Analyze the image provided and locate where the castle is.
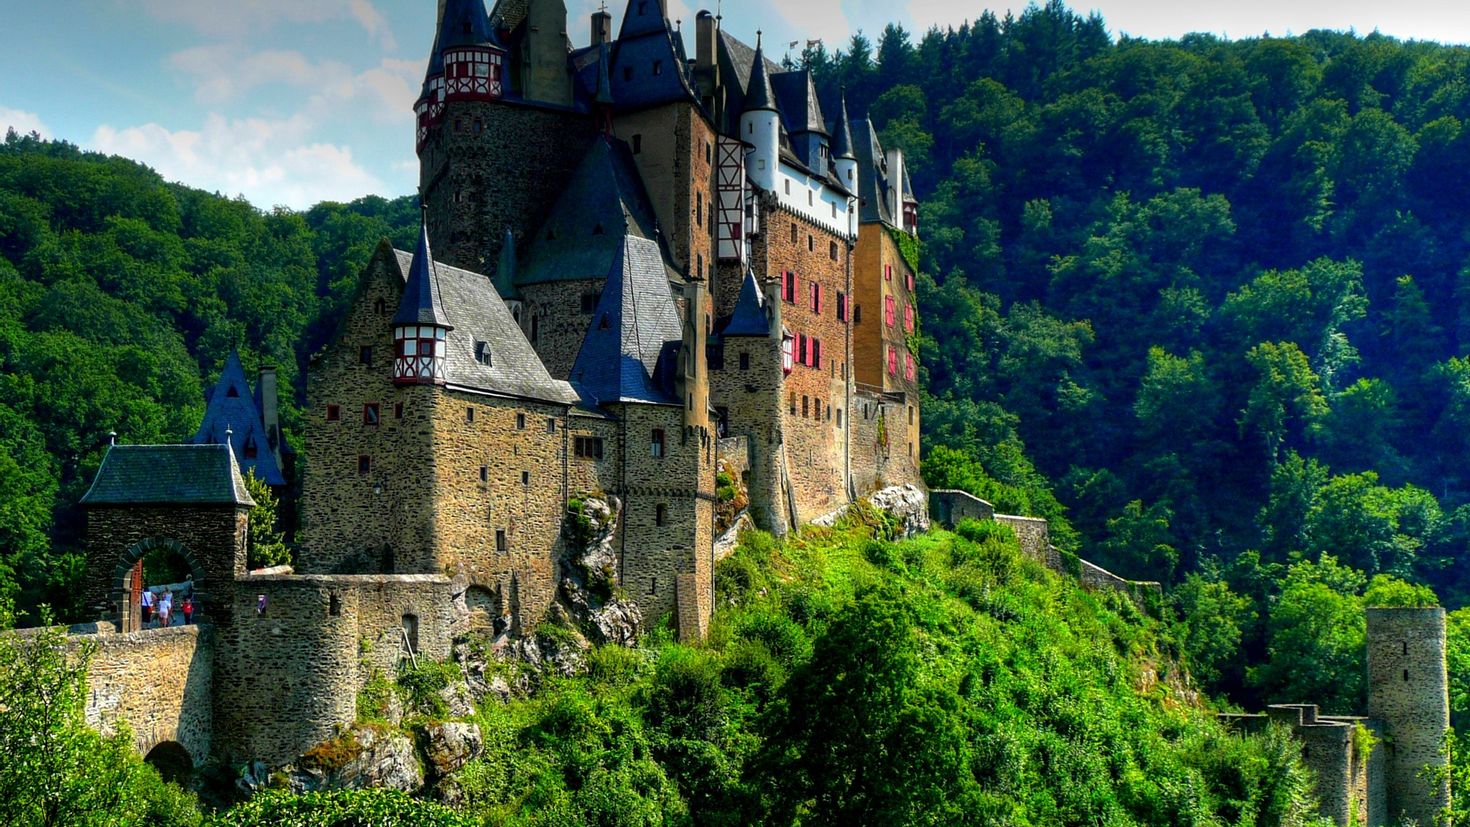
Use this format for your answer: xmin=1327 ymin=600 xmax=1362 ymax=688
xmin=301 ymin=0 xmax=925 ymax=640
xmin=67 ymin=0 xmax=925 ymax=771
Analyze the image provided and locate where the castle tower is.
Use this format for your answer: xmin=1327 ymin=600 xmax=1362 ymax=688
xmin=417 ymin=0 xmax=595 ymax=272
xmin=393 ymin=215 xmax=453 ymax=386
xmin=831 ymin=91 xmax=859 ymax=224
xmin=741 ymin=34 xmax=780 ymax=194
xmin=1367 ymin=606 xmax=1451 ymax=825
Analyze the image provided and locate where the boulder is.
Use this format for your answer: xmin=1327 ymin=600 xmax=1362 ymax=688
xmin=586 ymin=599 xmax=642 ymax=646
xmin=420 ymin=721 xmax=484 ymax=778
xmin=869 ymin=484 xmax=930 ymax=538
xmin=328 ymin=726 xmax=422 ymax=793
xmin=438 ymin=679 xmax=477 ymax=719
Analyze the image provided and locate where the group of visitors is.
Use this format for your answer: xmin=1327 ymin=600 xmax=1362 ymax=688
xmin=139 ymin=577 xmax=195 ymax=628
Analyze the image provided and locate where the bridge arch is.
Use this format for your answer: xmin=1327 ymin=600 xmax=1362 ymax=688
xmin=143 ymin=740 xmax=194 ymax=786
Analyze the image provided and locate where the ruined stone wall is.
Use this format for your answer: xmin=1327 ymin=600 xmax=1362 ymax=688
xmin=929 ymin=490 xmax=996 ymax=526
xmin=710 ymin=333 xmax=787 ymax=534
xmin=80 ymin=625 xmax=213 ymax=766
xmin=521 ymin=278 xmax=608 ymax=381
xmin=994 ymin=514 xmax=1051 ymax=564
xmin=212 ymin=574 xmax=454 ymax=767
xmin=431 ymin=390 xmax=570 ymax=634
xmin=422 ymin=101 xmax=596 ymax=272
xmin=754 ymin=206 xmax=853 ymax=522
xmin=302 ymin=251 xmax=438 ymax=576
xmin=85 ymin=506 xmax=248 ymax=624
xmin=1367 ymin=606 xmax=1451 ymax=825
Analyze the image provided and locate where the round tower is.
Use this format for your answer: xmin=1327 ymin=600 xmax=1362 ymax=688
xmin=1366 ymin=606 xmax=1451 ymax=825
xmin=741 ymin=33 xmax=780 ymax=194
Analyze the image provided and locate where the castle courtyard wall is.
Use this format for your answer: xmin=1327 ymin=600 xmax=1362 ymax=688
xmin=79 ymin=625 xmax=214 ymax=766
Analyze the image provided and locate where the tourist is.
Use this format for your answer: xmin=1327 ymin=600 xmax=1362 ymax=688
xmin=140 ymin=588 xmax=155 ymax=627
xmin=256 ymin=594 xmax=267 ymax=617
xmin=182 ymin=596 xmax=194 ymax=625
xmin=158 ymin=591 xmax=172 ymax=628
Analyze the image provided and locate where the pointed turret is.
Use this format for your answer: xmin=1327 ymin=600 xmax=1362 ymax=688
xmin=744 ymin=34 xmax=778 ymax=113
xmin=415 ymin=0 xmax=504 ymax=153
xmin=831 ymin=89 xmax=856 ymax=161
xmin=190 ymin=349 xmax=287 ymax=486
xmin=742 ymin=33 xmax=781 ymax=192
xmin=393 ymin=211 xmax=454 ymax=385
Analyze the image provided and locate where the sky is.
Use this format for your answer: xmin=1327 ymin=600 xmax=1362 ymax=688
xmin=3 ymin=0 xmax=1470 ymax=210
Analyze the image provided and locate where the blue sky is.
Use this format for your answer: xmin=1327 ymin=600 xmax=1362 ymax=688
xmin=3 ymin=0 xmax=1469 ymax=210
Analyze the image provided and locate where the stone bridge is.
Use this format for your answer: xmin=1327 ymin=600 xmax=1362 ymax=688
xmin=78 ymin=623 xmax=214 ymax=771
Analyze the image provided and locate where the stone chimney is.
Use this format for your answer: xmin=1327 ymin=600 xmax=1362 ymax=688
xmin=259 ymin=366 xmax=281 ymax=464
xmin=591 ymin=7 xmax=612 ymax=46
xmin=696 ymin=10 xmax=717 ymax=71
xmin=885 ymin=147 xmax=906 ymax=222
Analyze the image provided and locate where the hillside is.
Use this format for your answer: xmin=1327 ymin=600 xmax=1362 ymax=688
xmin=4 ymin=509 xmax=1334 ymax=825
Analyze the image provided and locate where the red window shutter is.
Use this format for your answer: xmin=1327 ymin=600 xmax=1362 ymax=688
xmin=885 ymin=296 xmax=896 ymax=327
xmin=888 ymin=348 xmax=898 ymax=376
xmin=905 ymin=303 xmax=914 ymax=332
xmin=885 ymin=264 xmax=892 ymax=281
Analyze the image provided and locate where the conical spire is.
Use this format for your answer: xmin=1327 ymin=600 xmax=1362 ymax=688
xmin=744 ymin=32 xmax=778 ymax=113
xmin=831 ymin=88 xmax=856 ymax=160
xmin=494 ymin=226 xmax=521 ymax=300
xmin=393 ymin=208 xmax=454 ymax=329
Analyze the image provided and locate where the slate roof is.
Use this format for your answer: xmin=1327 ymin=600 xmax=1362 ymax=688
xmin=720 ymin=269 xmax=771 ymax=338
xmin=394 ymin=219 xmax=454 ymax=328
xmin=831 ymin=92 xmax=856 ymax=160
xmin=425 ymin=0 xmax=499 ymax=84
xmin=568 ymin=235 xmax=684 ymax=407
xmin=851 ymin=119 xmax=897 ymax=226
xmin=606 ymin=9 xmax=698 ymax=111
xmin=743 ymin=37 xmax=779 ymax=114
xmin=389 ymin=250 xmax=580 ymax=404
xmin=189 ymin=350 xmax=287 ymax=486
xmin=771 ymin=70 xmax=826 ymax=136
xmin=518 ymin=137 xmax=675 ymax=286
xmin=81 ymin=444 xmax=255 ymax=507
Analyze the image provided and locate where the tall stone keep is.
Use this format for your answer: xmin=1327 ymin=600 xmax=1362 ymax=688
xmin=1366 ymin=606 xmax=1451 ymax=825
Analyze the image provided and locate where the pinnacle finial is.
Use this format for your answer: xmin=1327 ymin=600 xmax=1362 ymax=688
xmin=108 ymin=430 xmax=118 ymax=446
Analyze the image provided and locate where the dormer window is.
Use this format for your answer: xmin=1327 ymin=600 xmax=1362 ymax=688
xmin=599 ymin=314 xmax=610 ymax=330
xmin=243 ymin=437 xmax=258 ymax=459
xmin=474 ymin=341 xmax=492 ymax=366
xmin=226 ymin=385 xmax=239 ymax=398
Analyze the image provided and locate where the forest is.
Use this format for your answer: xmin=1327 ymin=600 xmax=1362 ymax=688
xmin=6 ymin=0 xmax=1470 ymax=821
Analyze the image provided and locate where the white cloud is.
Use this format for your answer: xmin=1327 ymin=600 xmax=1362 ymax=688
xmin=136 ymin=0 xmax=396 ymax=49
xmin=92 ymin=114 xmax=385 ymax=209
xmin=0 ymin=106 xmax=49 ymax=138
xmin=772 ymin=0 xmax=852 ymax=46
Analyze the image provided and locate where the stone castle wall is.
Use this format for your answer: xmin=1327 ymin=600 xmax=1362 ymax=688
xmin=754 ymin=205 xmax=854 ymax=522
xmin=613 ymin=104 xmax=717 ymax=279
xmin=850 ymin=390 xmax=921 ymax=497
xmin=422 ymin=101 xmax=596 ymax=273
xmin=1367 ymin=606 xmax=1451 ymax=825
xmin=302 ymin=250 xmax=439 ymax=575
xmin=212 ymin=574 xmax=454 ymax=766
xmin=710 ymin=332 xmax=787 ymax=534
xmin=522 ymin=278 xmax=609 ymax=381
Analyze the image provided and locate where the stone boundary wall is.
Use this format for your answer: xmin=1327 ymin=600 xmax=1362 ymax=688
xmin=929 ymin=490 xmax=1161 ymax=604
xmin=1220 ymin=704 xmax=1382 ymax=826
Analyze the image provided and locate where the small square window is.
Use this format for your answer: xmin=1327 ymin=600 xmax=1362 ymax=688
xmin=516 ymin=413 xmax=526 ymax=430
xmin=359 ymin=346 xmax=373 ymax=366
xmin=363 ymin=403 xmax=380 ymax=426
xmin=651 ymin=428 xmax=666 ymax=458
xmin=656 ymin=503 xmax=667 ymax=526
xmin=807 ymin=235 xmax=814 ymax=252
xmin=326 ymin=405 xmax=341 ymax=422
xmin=466 ymin=407 xmax=475 ymax=423
xmin=480 ymin=465 xmax=489 ymax=483
xmin=496 ymin=529 xmax=507 ymax=553
xmin=394 ymin=402 xmax=404 ymax=420
xmin=546 ymin=417 xmax=556 ymax=433
xmin=521 ymin=470 xmax=530 ymax=485
xmin=374 ymin=298 xmax=387 ymax=315
xmin=358 ymin=455 xmax=371 ymax=475
xmin=739 ymin=352 xmax=750 ymax=371
xmin=581 ymin=292 xmax=599 ymax=313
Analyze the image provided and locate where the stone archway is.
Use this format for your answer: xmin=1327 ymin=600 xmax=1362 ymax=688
xmin=113 ymin=538 xmax=206 ymax=632
xmin=143 ymin=740 xmax=194 ymax=786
